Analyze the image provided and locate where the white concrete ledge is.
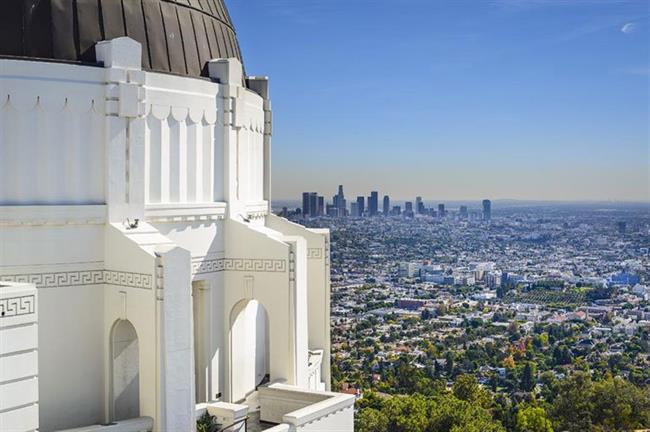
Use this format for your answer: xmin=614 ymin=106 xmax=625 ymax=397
xmin=264 ymin=425 xmax=291 ymax=432
xmin=54 ymin=416 xmax=154 ymax=432
xmin=283 ymin=393 xmax=354 ymax=427
xmin=259 ymin=383 xmax=355 ymax=427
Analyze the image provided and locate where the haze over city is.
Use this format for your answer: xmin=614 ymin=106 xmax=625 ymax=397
xmin=229 ymin=0 xmax=649 ymax=202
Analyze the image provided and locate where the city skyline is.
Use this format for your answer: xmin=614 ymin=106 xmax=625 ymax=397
xmin=294 ymin=185 xmax=494 ymax=219
xmin=229 ymin=0 xmax=649 ymax=202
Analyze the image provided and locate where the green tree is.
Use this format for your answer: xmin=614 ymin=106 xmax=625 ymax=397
xmin=430 ymin=394 xmax=505 ymax=432
xmin=452 ymin=374 xmax=491 ymax=408
xmin=520 ymin=362 xmax=537 ymax=392
xmin=445 ymin=351 xmax=455 ymax=375
xmin=516 ymin=406 xmax=553 ymax=432
xmin=356 ymin=407 xmax=389 ymax=432
xmin=591 ymin=376 xmax=650 ymax=431
xmin=551 ymin=372 xmax=594 ymax=432
xmin=383 ymin=394 xmax=428 ymax=432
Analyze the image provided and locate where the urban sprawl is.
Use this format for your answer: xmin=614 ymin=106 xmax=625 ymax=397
xmin=276 ymin=186 xmax=650 ymax=431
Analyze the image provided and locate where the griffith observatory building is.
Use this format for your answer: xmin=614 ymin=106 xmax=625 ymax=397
xmin=0 ymin=1 xmax=354 ymax=431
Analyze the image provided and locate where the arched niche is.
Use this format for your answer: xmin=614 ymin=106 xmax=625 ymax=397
xmin=110 ymin=319 xmax=140 ymax=421
xmin=229 ymin=299 xmax=269 ymax=403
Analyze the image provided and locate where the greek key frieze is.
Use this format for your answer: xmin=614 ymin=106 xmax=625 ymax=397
xmin=1 ymin=269 xmax=152 ymax=290
xmin=102 ymin=270 xmax=153 ymax=289
xmin=307 ymin=248 xmax=324 ymax=259
xmin=0 ymin=295 xmax=35 ymax=318
xmin=192 ymin=258 xmax=287 ymax=275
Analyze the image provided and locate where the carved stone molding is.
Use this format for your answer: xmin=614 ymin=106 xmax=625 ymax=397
xmin=192 ymin=258 xmax=287 ymax=275
xmin=0 ymin=295 xmax=35 ymax=318
xmin=307 ymin=248 xmax=324 ymax=260
xmin=1 ymin=269 xmax=153 ymax=290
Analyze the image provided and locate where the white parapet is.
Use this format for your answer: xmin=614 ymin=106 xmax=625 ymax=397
xmin=207 ymin=402 xmax=248 ymax=432
xmin=0 ymin=281 xmax=38 ymax=432
xmin=259 ymin=383 xmax=354 ymax=431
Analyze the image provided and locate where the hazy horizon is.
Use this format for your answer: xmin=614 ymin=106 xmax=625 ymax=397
xmin=229 ymin=0 xmax=649 ymax=202
xmin=272 ymin=196 xmax=649 ymax=210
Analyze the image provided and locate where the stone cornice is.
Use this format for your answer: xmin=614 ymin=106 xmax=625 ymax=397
xmin=145 ymin=203 xmax=227 ymax=223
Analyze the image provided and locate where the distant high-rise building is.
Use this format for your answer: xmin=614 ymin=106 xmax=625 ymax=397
xmin=482 ymin=199 xmax=492 ymax=221
xmin=356 ymin=196 xmax=365 ymax=217
xmin=617 ymin=221 xmax=627 ymax=234
xmin=383 ymin=195 xmax=390 ymax=215
xmin=415 ymin=196 xmax=423 ymax=214
xmin=308 ymin=192 xmax=318 ymax=217
xmin=332 ymin=185 xmax=346 ymax=217
xmin=438 ymin=203 xmax=445 ymax=217
xmin=302 ymin=192 xmax=310 ymax=218
xmin=392 ymin=205 xmax=401 ymax=216
xmin=459 ymin=205 xmax=468 ymax=218
xmin=368 ymin=191 xmax=379 ymax=216
xmin=317 ymin=196 xmax=324 ymax=216
xmin=404 ymin=201 xmax=414 ymax=217
xmin=350 ymin=202 xmax=359 ymax=217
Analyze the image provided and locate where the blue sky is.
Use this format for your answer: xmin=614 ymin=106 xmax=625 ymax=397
xmin=227 ymin=0 xmax=649 ymax=202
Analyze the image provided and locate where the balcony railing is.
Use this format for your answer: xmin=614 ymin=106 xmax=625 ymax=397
xmin=258 ymin=383 xmax=354 ymax=431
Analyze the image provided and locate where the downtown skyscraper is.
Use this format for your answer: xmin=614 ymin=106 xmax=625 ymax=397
xmin=383 ymin=195 xmax=390 ymax=215
xmin=483 ymin=199 xmax=492 ymax=221
xmin=368 ymin=191 xmax=379 ymax=216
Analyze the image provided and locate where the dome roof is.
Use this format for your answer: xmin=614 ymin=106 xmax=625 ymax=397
xmin=0 ymin=0 xmax=243 ymax=78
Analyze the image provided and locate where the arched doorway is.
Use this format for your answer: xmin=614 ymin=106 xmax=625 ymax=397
xmin=229 ymin=300 xmax=269 ymax=403
xmin=110 ymin=319 xmax=140 ymax=421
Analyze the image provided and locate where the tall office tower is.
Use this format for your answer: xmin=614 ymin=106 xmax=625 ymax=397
xmin=350 ymin=202 xmax=359 ymax=217
xmin=482 ymin=199 xmax=492 ymax=221
xmin=309 ymin=192 xmax=318 ymax=217
xmin=392 ymin=205 xmax=402 ymax=216
xmin=333 ymin=185 xmax=346 ymax=216
xmin=617 ymin=221 xmax=627 ymax=234
xmin=415 ymin=196 xmax=423 ymax=214
xmin=383 ymin=195 xmax=390 ymax=215
xmin=405 ymin=201 xmax=413 ymax=213
xmin=438 ymin=203 xmax=445 ymax=217
xmin=317 ymin=196 xmax=325 ymax=216
xmin=459 ymin=205 xmax=468 ymax=218
xmin=356 ymin=196 xmax=365 ymax=216
xmin=302 ymin=192 xmax=311 ymax=218
xmin=0 ymin=1 xmax=352 ymax=430
xmin=367 ymin=191 xmax=379 ymax=216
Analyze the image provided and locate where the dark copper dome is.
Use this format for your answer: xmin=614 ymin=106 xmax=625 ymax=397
xmin=0 ymin=0 xmax=243 ymax=78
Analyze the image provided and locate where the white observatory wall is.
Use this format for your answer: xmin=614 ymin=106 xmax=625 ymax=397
xmin=0 ymin=59 xmax=105 ymax=205
xmin=142 ymin=72 xmax=223 ymax=205
xmin=0 ymin=59 xmax=108 ymax=431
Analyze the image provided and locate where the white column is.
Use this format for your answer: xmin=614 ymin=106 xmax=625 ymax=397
xmin=158 ymin=246 xmax=194 ymax=432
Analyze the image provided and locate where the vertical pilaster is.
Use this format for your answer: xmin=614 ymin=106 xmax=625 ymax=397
xmin=247 ymin=77 xmax=272 ymax=211
xmin=208 ymin=58 xmax=244 ymax=219
xmin=96 ymin=37 xmax=146 ymax=224
xmin=158 ymin=246 xmax=194 ymax=432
